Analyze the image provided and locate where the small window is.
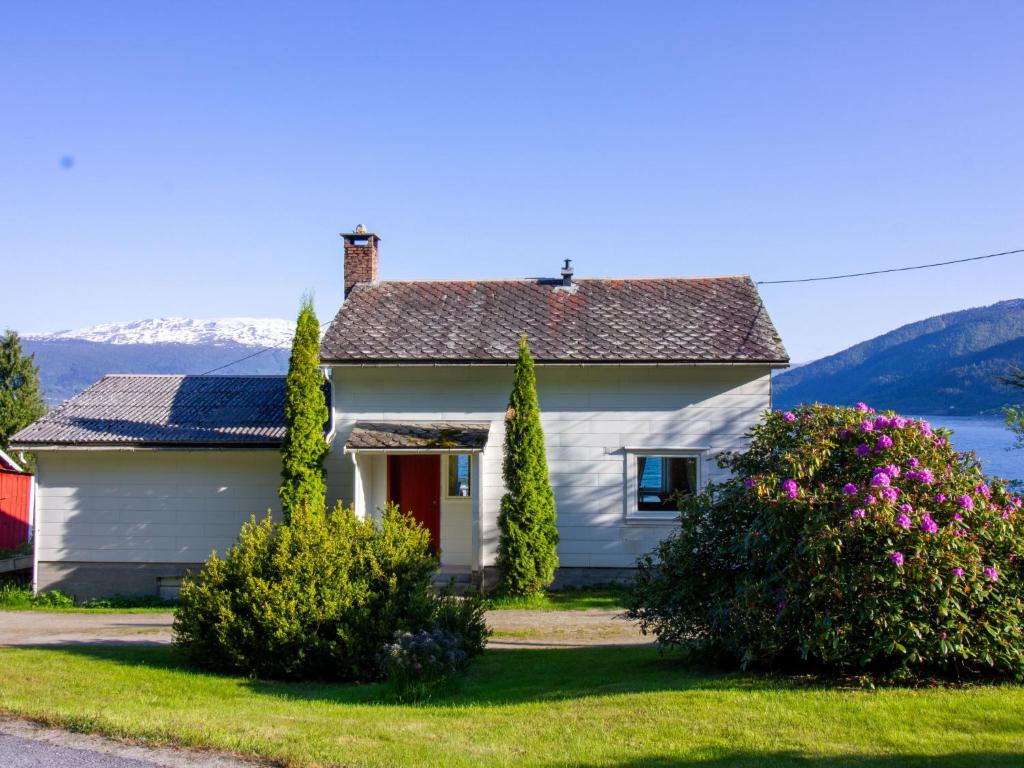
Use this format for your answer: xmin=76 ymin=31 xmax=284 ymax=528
xmin=627 ymin=451 xmax=701 ymax=519
xmin=447 ymin=454 xmax=472 ymax=498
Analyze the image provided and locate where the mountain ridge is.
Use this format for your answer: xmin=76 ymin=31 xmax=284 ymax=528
xmin=773 ymin=298 xmax=1024 ymax=415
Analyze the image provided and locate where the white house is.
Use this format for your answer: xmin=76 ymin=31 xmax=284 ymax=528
xmin=12 ymin=227 xmax=788 ymax=598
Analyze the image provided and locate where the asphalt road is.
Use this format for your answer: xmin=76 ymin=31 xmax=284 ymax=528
xmin=0 ymin=732 xmax=160 ymax=767
xmin=0 ymin=719 xmax=256 ymax=768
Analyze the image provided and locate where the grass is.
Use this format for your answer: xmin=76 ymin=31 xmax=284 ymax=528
xmin=0 ymin=645 xmax=1021 ymax=767
xmin=483 ymin=585 xmax=627 ymax=611
xmin=0 ymin=583 xmax=176 ymax=613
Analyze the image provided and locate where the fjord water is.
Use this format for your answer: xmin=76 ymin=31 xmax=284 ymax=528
xmin=929 ymin=416 xmax=1023 ymax=482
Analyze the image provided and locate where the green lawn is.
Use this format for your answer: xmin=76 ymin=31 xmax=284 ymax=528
xmin=0 ymin=645 xmax=1021 ymax=767
xmin=484 ymin=586 xmax=627 ymax=611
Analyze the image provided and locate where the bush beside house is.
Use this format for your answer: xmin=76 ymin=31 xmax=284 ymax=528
xmin=496 ymin=336 xmax=559 ymax=596
xmin=628 ymin=403 xmax=1024 ymax=680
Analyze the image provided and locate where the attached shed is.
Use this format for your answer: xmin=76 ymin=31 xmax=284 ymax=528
xmin=9 ymin=374 xmax=305 ymax=600
xmin=0 ymin=449 xmax=32 ymax=552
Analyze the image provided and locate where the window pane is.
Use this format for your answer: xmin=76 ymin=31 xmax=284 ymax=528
xmin=637 ymin=455 xmax=696 ymax=511
xmin=448 ymin=455 xmax=471 ymax=497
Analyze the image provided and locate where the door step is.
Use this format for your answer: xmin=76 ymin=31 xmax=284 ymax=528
xmin=432 ymin=571 xmax=473 ymax=594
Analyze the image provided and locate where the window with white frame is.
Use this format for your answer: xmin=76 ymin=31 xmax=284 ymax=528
xmin=625 ymin=450 xmax=701 ymax=519
xmin=446 ymin=454 xmax=472 ymax=498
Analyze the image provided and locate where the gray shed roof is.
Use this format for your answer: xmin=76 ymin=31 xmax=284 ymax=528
xmin=345 ymin=422 xmax=490 ymax=451
xmin=321 ymin=276 xmax=788 ymax=365
xmin=10 ymin=375 xmax=302 ymax=448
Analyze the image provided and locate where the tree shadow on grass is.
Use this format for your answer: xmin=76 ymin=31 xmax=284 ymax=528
xmin=21 ymin=643 xmax=1024 ymax=712
xmin=22 ymin=644 xmax=793 ymax=705
xmin=556 ymin=753 xmax=1024 ymax=768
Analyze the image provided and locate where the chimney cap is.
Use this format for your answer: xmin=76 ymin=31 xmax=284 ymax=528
xmin=560 ymin=258 xmax=574 ymax=287
xmin=340 ymin=225 xmax=380 ymax=242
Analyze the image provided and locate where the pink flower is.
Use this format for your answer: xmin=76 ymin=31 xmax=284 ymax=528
xmin=855 ymin=443 xmax=871 ymax=457
xmin=885 ymin=464 xmax=901 ymax=478
xmin=871 ymin=472 xmax=891 ymax=488
xmin=896 ymin=513 xmax=912 ymax=530
xmin=876 ymin=435 xmax=894 ymax=451
xmin=855 ymin=402 xmax=870 ymax=413
xmin=976 ymin=483 xmax=991 ymax=499
xmin=783 ymin=411 xmax=797 ymax=422
xmin=892 ymin=416 xmax=907 ymax=429
xmin=951 ymin=567 xmax=965 ymax=578
xmin=953 ymin=512 xmax=963 ymax=522
xmin=899 ymin=503 xmax=913 ymax=514
xmin=957 ymin=495 xmax=974 ymax=511
xmin=874 ymin=416 xmax=892 ymax=429
xmin=782 ymin=479 xmax=799 ymax=499
xmin=842 ymin=483 xmax=858 ymax=495
xmin=908 ymin=457 xmax=920 ymax=468
xmin=1002 ymin=511 xmax=1011 ymax=520
xmin=744 ymin=477 xmax=756 ymax=489
xmin=914 ymin=468 xmax=935 ymax=484
xmin=889 ymin=551 xmax=904 ymax=566
xmin=881 ymin=488 xmax=900 ymax=502
xmin=865 ymin=494 xmax=878 ymax=506
xmin=955 ymin=528 xmax=968 ymax=537
xmin=984 ymin=567 xmax=999 ymax=581
xmin=860 ymin=421 xmax=874 ymax=432
xmin=935 ymin=493 xmax=947 ymax=503
xmin=920 ymin=514 xmax=938 ymax=534
xmin=853 ymin=508 xmax=866 ymax=519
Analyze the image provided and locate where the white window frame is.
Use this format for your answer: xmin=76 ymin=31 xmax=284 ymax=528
xmin=624 ymin=448 xmax=706 ymax=522
xmin=445 ymin=453 xmax=473 ymax=499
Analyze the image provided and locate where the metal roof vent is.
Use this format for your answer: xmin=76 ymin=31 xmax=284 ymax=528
xmin=560 ymin=259 xmax=574 ymax=287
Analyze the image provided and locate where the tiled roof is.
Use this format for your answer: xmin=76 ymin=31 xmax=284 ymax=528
xmin=10 ymin=375 xmax=298 ymax=448
xmin=321 ymin=277 xmax=787 ymax=364
xmin=346 ymin=422 xmax=490 ymax=450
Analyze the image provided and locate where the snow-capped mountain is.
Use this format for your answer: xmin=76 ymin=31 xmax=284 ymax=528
xmin=23 ymin=317 xmax=299 ymax=405
xmin=27 ymin=317 xmax=295 ymax=348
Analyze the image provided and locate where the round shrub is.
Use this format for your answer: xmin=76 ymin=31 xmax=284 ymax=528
xmin=627 ymin=403 xmax=1024 ymax=680
xmin=173 ymin=503 xmax=440 ymax=681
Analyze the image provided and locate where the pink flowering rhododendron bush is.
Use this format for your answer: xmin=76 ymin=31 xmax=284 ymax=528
xmin=626 ymin=403 xmax=1024 ymax=679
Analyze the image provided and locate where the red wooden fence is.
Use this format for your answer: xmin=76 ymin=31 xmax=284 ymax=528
xmin=0 ymin=469 xmax=31 ymax=550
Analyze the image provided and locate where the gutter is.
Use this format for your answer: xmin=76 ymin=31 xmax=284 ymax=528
xmin=323 ymin=360 xmax=790 ymax=369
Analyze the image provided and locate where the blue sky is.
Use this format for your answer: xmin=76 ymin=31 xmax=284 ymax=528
xmin=2 ymin=1 xmax=1023 ymax=361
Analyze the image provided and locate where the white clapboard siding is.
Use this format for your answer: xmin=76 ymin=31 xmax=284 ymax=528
xmin=325 ymin=364 xmax=772 ymax=568
xmin=35 ymin=451 xmax=281 ymax=564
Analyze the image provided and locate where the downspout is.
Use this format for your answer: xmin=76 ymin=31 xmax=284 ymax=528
xmin=28 ymin=470 xmax=39 ymax=595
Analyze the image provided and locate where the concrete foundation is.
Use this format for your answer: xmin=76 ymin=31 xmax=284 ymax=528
xmin=35 ymin=561 xmax=201 ymax=602
xmin=476 ymin=566 xmax=636 ymax=592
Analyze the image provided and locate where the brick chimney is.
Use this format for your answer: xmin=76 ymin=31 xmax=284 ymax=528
xmin=341 ymin=224 xmax=380 ymax=298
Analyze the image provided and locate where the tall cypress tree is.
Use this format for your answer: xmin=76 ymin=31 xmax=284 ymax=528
xmin=0 ymin=330 xmax=47 ymax=453
xmin=279 ymin=298 xmax=329 ymax=523
xmin=496 ymin=336 xmax=559 ymax=595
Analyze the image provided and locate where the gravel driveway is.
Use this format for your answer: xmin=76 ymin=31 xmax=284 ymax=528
xmin=0 ymin=609 xmax=648 ymax=649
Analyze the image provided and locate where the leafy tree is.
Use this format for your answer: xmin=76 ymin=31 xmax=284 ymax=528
xmin=279 ymin=298 xmax=329 ymax=523
xmin=0 ymin=330 xmax=47 ymax=452
xmin=495 ymin=336 xmax=559 ymax=595
xmin=1002 ymin=369 xmax=1024 ymax=455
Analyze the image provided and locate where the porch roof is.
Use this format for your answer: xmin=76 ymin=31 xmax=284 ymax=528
xmin=345 ymin=421 xmax=490 ymax=451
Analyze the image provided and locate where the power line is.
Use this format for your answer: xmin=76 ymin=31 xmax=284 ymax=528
xmin=756 ymin=247 xmax=1024 ymax=285
xmin=196 ymin=320 xmax=332 ymax=375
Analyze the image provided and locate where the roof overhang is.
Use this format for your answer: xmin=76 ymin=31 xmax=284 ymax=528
xmin=344 ymin=421 xmax=490 ymax=453
xmin=9 ymin=442 xmax=283 ymax=452
xmin=323 ymin=359 xmax=790 ymax=368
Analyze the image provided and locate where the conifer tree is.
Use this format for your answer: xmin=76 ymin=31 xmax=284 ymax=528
xmin=496 ymin=336 xmax=559 ymax=595
xmin=0 ymin=330 xmax=47 ymax=453
xmin=279 ymin=298 xmax=329 ymax=523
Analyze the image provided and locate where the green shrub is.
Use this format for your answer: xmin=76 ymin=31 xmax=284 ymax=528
xmin=431 ymin=590 xmax=490 ymax=658
xmin=0 ymin=584 xmax=75 ymax=609
xmin=80 ymin=594 xmax=177 ymax=609
xmin=174 ymin=503 xmax=446 ymax=681
xmin=627 ymin=403 xmax=1024 ymax=680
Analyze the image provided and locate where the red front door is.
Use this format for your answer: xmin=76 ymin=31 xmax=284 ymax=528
xmin=387 ymin=454 xmax=441 ymax=553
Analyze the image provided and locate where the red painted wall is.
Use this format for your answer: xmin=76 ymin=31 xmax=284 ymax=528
xmin=0 ymin=470 xmax=31 ymax=550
